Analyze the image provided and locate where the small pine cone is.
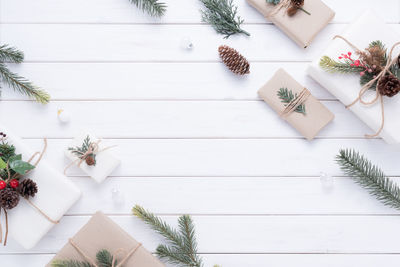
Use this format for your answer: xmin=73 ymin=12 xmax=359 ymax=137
xmin=291 ymin=0 xmax=304 ymax=7
xmin=287 ymin=6 xmax=298 ymax=16
xmin=377 ymin=74 xmax=400 ymax=97
xmin=0 ymin=187 xmax=20 ymax=210
xmin=218 ymin=45 xmax=250 ymax=75
xmin=85 ymin=155 xmax=96 ymax=166
xmin=17 ymin=179 xmax=38 ymax=198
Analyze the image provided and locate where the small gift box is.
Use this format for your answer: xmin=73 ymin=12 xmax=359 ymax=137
xmin=64 ymin=132 xmax=120 ymax=183
xmin=47 ymin=211 xmax=165 ymax=267
xmin=1 ymin=125 xmax=81 ymax=249
xmin=307 ymin=10 xmax=400 ymax=144
xmin=258 ymin=68 xmax=334 ymax=140
xmin=246 ymin=0 xmax=335 ymax=48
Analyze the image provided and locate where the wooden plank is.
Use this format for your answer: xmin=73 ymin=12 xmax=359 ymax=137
xmin=0 ymin=24 xmax=346 ymax=62
xmin=67 ymin=177 xmax=400 ymax=215
xmin=3 ymin=215 xmax=400 ymax=253
xmin=3 ymin=62 xmax=336 ymax=100
xmin=1 ymin=0 xmax=399 ymax=24
xmin=17 ymin=138 xmax=400 ymax=177
xmin=0 ymin=100 xmax=371 ymax=138
xmin=3 ymin=253 xmax=400 ymax=267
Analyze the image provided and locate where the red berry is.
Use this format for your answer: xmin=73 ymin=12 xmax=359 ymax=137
xmin=0 ymin=181 xmax=6 ymax=190
xmin=9 ymin=179 xmax=19 ymax=189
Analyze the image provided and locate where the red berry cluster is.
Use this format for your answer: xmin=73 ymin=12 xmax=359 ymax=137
xmin=0 ymin=179 xmax=19 ymax=190
xmin=338 ymin=51 xmax=376 ymax=77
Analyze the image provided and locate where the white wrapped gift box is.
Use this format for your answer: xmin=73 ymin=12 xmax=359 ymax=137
xmin=65 ymin=131 xmax=120 ymax=183
xmin=2 ymin=125 xmax=81 ymax=249
xmin=307 ymin=10 xmax=400 ymax=144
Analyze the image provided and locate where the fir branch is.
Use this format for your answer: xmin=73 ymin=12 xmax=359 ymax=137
xmin=266 ymin=0 xmax=280 ymax=4
xmin=129 ymin=0 xmax=167 ymax=17
xmin=51 ymin=260 xmax=94 ymax=267
xmin=319 ymin=56 xmax=364 ymax=74
xmin=0 ymin=63 xmax=50 ymax=104
xmin=336 ymin=149 xmax=400 ymax=210
xmin=200 ymin=0 xmax=250 ymax=39
xmin=97 ymin=249 xmax=114 ymax=267
xmin=0 ymin=45 xmax=24 ymax=63
xmin=132 ymin=205 xmax=208 ymax=267
xmin=68 ymin=136 xmax=97 ymax=164
xmin=277 ymin=87 xmax=306 ymax=115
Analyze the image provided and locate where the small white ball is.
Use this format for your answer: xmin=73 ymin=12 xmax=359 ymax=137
xmin=57 ymin=108 xmax=71 ymax=123
xmin=111 ymin=187 xmax=125 ymax=206
xmin=320 ymin=171 xmax=334 ymax=193
xmin=180 ymin=36 xmax=193 ymax=50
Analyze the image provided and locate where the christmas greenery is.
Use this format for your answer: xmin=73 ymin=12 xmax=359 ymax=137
xmin=199 ymin=0 xmax=250 ymax=39
xmin=68 ymin=135 xmax=96 ymax=165
xmin=0 ymin=45 xmax=50 ymax=104
xmin=266 ymin=0 xmax=280 ymax=4
xmin=336 ymin=149 xmax=400 ymax=210
xmin=129 ymin=0 xmax=167 ymax=17
xmin=51 ymin=249 xmax=115 ymax=267
xmin=133 ymin=205 xmax=219 ymax=267
xmin=277 ymin=87 xmax=306 ymax=115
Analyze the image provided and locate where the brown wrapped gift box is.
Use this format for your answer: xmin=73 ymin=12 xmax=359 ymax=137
xmin=258 ymin=68 xmax=334 ymax=140
xmin=246 ymin=0 xmax=335 ymax=48
xmin=46 ymin=211 xmax=165 ymax=267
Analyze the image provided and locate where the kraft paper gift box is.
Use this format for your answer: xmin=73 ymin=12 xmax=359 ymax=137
xmin=258 ymin=68 xmax=334 ymax=140
xmin=307 ymin=10 xmax=400 ymax=144
xmin=246 ymin=0 xmax=335 ymax=48
xmin=65 ymin=131 xmax=120 ymax=183
xmin=1 ymin=125 xmax=81 ymax=249
xmin=46 ymin=211 xmax=165 ymax=267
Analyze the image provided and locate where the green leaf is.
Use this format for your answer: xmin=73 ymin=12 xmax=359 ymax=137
xmin=9 ymin=154 xmax=22 ymax=162
xmin=0 ymin=158 xmax=7 ymax=169
xmin=10 ymin=159 xmax=35 ymax=174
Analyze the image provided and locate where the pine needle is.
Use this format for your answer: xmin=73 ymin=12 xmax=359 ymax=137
xmin=51 ymin=260 xmax=94 ymax=267
xmin=277 ymin=87 xmax=306 ymax=115
xmin=0 ymin=63 xmax=50 ymax=104
xmin=132 ymin=205 xmax=204 ymax=267
xmin=336 ymin=149 xmax=400 ymax=210
xmin=129 ymin=0 xmax=167 ymax=17
xmin=319 ymin=56 xmax=364 ymax=74
xmin=96 ymin=249 xmax=114 ymax=267
xmin=0 ymin=45 xmax=24 ymax=63
xmin=200 ymin=0 xmax=250 ymax=39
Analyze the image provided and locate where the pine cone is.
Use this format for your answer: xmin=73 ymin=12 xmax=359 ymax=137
xmin=377 ymin=74 xmax=400 ymax=97
xmin=218 ymin=45 xmax=250 ymax=75
xmin=291 ymin=0 xmax=304 ymax=7
xmin=0 ymin=187 xmax=20 ymax=210
xmin=17 ymin=179 xmax=38 ymax=198
xmin=85 ymin=155 xmax=96 ymax=166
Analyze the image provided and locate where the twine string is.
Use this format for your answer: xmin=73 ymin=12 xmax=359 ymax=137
xmin=267 ymin=0 xmax=291 ymax=18
xmin=69 ymin=238 xmax=142 ymax=267
xmin=333 ymin=35 xmax=400 ymax=138
xmin=279 ymin=88 xmax=311 ymax=119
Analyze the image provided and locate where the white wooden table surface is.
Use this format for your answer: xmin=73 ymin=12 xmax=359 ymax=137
xmin=1 ymin=0 xmax=400 ymax=266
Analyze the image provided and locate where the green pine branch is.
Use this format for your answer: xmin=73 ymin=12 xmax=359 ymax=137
xmin=51 ymin=249 xmax=114 ymax=267
xmin=51 ymin=260 xmax=94 ymax=267
xmin=336 ymin=149 xmax=400 ymax=210
xmin=319 ymin=56 xmax=364 ymax=74
xmin=132 ymin=205 xmax=207 ymax=267
xmin=266 ymin=0 xmax=280 ymax=4
xmin=97 ymin=250 xmax=114 ymax=267
xmin=0 ymin=44 xmax=24 ymax=63
xmin=0 ymin=63 xmax=50 ymax=104
xmin=129 ymin=0 xmax=167 ymax=17
xmin=200 ymin=0 xmax=250 ymax=39
xmin=277 ymin=87 xmax=306 ymax=115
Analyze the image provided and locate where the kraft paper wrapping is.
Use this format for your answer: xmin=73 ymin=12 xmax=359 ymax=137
xmin=47 ymin=212 xmax=165 ymax=267
xmin=65 ymin=131 xmax=120 ymax=183
xmin=258 ymin=68 xmax=334 ymax=140
xmin=1 ymin=124 xmax=81 ymax=249
xmin=246 ymin=0 xmax=334 ymax=48
xmin=307 ymin=10 xmax=400 ymax=144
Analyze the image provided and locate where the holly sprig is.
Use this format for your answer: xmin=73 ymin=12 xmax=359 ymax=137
xmin=277 ymin=87 xmax=306 ymax=115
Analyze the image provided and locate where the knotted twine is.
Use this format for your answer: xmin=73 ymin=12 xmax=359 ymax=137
xmin=0 ymin=138 xmax=59 ymax=246
xmin=69 ymin=238 xmax=142 ymax=267
xmin=267 ymin=0 xmax=291 ymax=19
xmin=333 ymin=35 xmax=400 ymax=138
xmin=279 ymin=88 xmax=310 ymax=119
xmin=64 ymin=139 xmax=116 ymax=175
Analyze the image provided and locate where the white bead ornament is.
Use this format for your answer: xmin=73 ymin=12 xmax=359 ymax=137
xmin=320 ymin=172 xmax=334 ymax=193
xmin=111 ymin=187 xmax=125 ymax=206
xmin=180 ymin=36 xmax=193 ymax=50
xmin=57 ymin=108 xmax=71 ymax=123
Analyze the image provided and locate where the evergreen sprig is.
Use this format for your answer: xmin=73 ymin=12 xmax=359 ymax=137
xmin=277 ymin=87 xmax=306 ymax=115
xmin=132 ymin=205 xmax=208 ymax=267
xmin=200 ymin=0 xmax=250 ymax=39
xmin=266 ymin=0 xmax=281 ymax=4
xmin=129 ymin=0 xmax=167 ymax=17
xmin=336 ymin=149 xmax=400 ymax=210
xmin=319 ymin=56 xmax=364 ymax=74
xmin=0 ymin=45 xmax=50 ymax=104
xmin=68 ymin=135 xmax=97 ymax=164
xmin=51 ymin=249 xmax=113 ymax=267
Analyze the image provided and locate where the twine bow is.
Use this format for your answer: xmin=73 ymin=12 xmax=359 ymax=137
xmin=69 ymin=238 xmax=142 ymax=267
xmin=267 ymin=0 xmax=291 ymax=18
xmin=279 ymin=88 xmax=310 ymax=119
xmin=334 ymin=35 xmax=400 ymax=138
xmin=267 ymin=0 xmax=310 ymax=18
xmin=0 ymin=138 xmax=58 ymax=246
